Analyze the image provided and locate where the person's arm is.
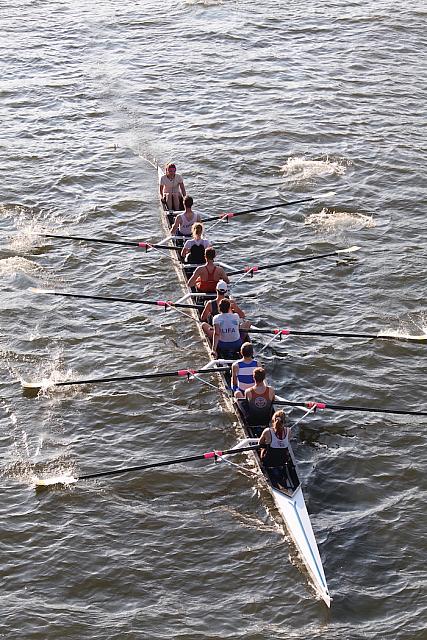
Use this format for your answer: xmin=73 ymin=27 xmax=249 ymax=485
xmin=179 ymin=178 xmax=186 ymax=198
xmin=230 ymin=298 xmax=245 ymax=318
xmin=218 ymin=267 xmax=230 ymax=284
xmin=231 ymin=362 xmax=238 ymax=388
xmin=269 ymin=387 xmax=275 ymax=402
xmin=187 ymin=265 xmax=202 ymax=288
xmin=181 ymin=239 xmax=190 ymax=260
xmin=159 ymin=178 xmax=164 ymax=198
xmin=170 ymin=213 xmax=181 ymax=235
xmin=200 ymin=300 xmax=212 ymax=323
xmin=212 ymin=319 xmax=220 ymax=355
xmin=258 ymin=428 xmax=271 ymax=459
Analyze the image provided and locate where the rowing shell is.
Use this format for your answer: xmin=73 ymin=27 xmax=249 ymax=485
xmin=156 ymin=165 xmax=331 ymax=607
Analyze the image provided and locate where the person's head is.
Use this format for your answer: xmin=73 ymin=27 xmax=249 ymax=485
xmin=219 ymin=298 xmax=231 ymax=313
xmin=192 ymin=222 xmax=204 ymax=239
xmin=272 ymin=410 xmax=288 ymax=430
xmin=253 ymin=367 xmax=266 ymax=384
xmin=216 ymin=279 xmax=228 ymax=295
xmin=205 ymin=247 xmax=216 ymax=262
xmin=184 ymin=195 xmax=193 ymax=209
xmin=165 ymin=162 xmax=176 ymax=177
xmin=241 ymin=342 xmax=254 ymax=359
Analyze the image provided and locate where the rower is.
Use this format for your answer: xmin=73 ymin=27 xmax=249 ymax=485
xmin=171 ymin=195 xmax=201 ymax=240
xmin=212 ymin=298 xmax=243 ymax=359
xmin=159 ymin=162 xmax=186 ymax=211
xmin=187 ymin=247 xmax=229 ymax=294
xmin=201 ymin=279 xmax=245 ymax=340
xmin=231 ymin=342 xmax=260 ymax=398
xmin=243 ymin=367 xmax=275 ymax=427
xmin=181 ymin=222 xmax=210 ymax=265
xmin=258 ymin=410 xmax=299 ymax=491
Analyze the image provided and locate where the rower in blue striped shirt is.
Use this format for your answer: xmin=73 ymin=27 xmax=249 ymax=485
xmin=231 ymin=342 xmax=260 ymax=398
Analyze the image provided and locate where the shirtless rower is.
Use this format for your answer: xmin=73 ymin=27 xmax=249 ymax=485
xmin=171 ymin=195 xmax=201 ymax=239
xmin=243 ymin=367 xmax=275 ymax=427
xmin=187 ymin=247 xmax=229 ymax=294
xmin=231 ymin=342 xmax=260 ymax=398
xmin=159 ymin=163 xmax=186 ymax=211
xmin=201 ymin=279 xmax=245 ymax=339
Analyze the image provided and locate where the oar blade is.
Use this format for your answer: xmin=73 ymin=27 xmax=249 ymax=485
xmin=337 ymin=245 xmax=361 ymax=254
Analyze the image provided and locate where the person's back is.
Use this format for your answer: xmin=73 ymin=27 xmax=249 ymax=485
xmin=244 ymin=367 xmax=275 ymax=426
xmin=187 ymin=247 xmax=229 ymax=294
xmin=171 ymin=195 xmax=201 ymax=238
xmin=231 ymin=342 xmax=259 ymax=398
xmin=181 ymin=222 xmax=210 ymax=264
xmin=212 ymin=297 xmax=242 ymax=357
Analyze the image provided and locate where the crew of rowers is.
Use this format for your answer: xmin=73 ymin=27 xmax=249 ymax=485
xmin=161 ymin=163 xmax=298 ymax=492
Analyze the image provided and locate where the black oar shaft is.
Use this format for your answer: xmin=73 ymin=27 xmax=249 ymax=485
xmin=275 ymin=399 xmax=427 ymax=417
xmin=34 ymin=290 xmax=202 ymax=310
xmin=202 ymin=196 xmax=315 ymax=222
xmin=47 ymin=367 xmax=230 ymax=388
xmin=38 ymin=233 xmax=181 ymax=251
xmin=78 ymin=444 xmax=260 ymax=481
xmin=228 ymin=250 xmax=340 ymax=276
xmin=249 ymin=328 xmax=409 ymax=341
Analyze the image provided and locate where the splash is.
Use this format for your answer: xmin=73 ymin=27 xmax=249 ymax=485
xmin=281 ymin=156 xmax=348 ymax=182
xmin=378 ymin=312 xmax=427 ymax=342
xmin=305 ymin=208 xmax=376 ymax=233
xmin=0 ymin=256 xmax=42 ymax=276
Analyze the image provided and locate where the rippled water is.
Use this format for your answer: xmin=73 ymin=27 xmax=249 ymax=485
xmin=1 ymin=1 xmax=426 ymax=638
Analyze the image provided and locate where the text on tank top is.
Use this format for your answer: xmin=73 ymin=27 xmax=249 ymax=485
xmin=177 ymin=211 xmax=199 ymax=236
xmin=213 ymin=312 xmax=240 ymax=343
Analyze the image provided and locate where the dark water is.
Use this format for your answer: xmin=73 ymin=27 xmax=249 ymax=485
xmin=1 ymin=1 xmax=426 ymax=638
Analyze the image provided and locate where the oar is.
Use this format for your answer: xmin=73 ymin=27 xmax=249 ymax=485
xmin=30 ymin=288 xmax=203 ymax=310
xmin=201 ymin=192 xmax=335 ymax=223
xmin=249 ymin=327 xmax=427 ymax=344
xmin=22 ymin=366 xmax=231 ymax=391
xmin=31 ymin=233 xmax=181 ymax=251
xmin=228 ymin=246 xmax=360 ymax=276
xmin=274 ymin=398 xmax=427 ymax=417
xmin=36 ymin=444 xmax=261 ymax=486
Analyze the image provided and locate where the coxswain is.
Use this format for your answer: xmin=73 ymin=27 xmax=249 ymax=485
xmin=171 ymin=195 xmax=201 ymax=238
xmin=201 ymin=279 xmax=245 ymax=339
xmin=231 ymin=342 xmax=260 ymax=398
xmin=258 ymin=410 xmax=299 ymax=491
xmin=187 ymin=247 xmax=229 ymax=294
xmin=159 ymin=163 xmax=186 ymax=211
xmin=181 ymin=222 xmax=210 ymax=264
xmin=244 ymin=367 xmax=275 ymax=426
xmin=212 ymin=298 xmax=243 ymax=358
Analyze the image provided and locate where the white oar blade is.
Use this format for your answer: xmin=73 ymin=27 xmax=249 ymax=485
xmin=29 ymin=287 xmax=54 ymax=294
xmin=34 ymin=473 xmax=77 ymax=488
xmin=21 ymin=381 xmax=42 ymax=390
xmin=314 ymin=191 xmax=336 ymax=200
xmin=337 ymin=245 xmax=361 ymax=254
xmin=377 ymin=331 xmax=427 ymax=342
